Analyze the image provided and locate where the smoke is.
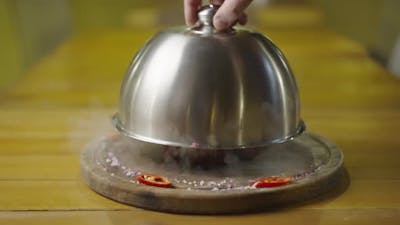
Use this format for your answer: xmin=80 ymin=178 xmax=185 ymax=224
xmin=85 ymin=132 xmax=324 ymax=190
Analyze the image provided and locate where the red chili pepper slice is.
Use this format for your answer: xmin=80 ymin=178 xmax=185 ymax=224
xmin=251 ymin=176 xmax=293 ymax=188
xmin=136 ymin=174 xmax=173 ymax=188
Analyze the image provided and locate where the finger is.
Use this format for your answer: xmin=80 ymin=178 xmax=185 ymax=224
xmin=184 ymin=0 xmax=202 ymax=26
xmin=238 ymin=13 xmax=248 ymax=25
xmin=213 ymin=0 xmax=252 ymax=31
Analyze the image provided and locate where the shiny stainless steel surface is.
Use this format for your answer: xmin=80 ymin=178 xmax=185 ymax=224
xmin=114 ymin=5 xmax=305 ymax=149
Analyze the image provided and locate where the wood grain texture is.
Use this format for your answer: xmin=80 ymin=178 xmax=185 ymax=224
xmin=0 ymin=3 xmax=399 ymax=224
xmin=0 ymin=209 xmax=400 ymax=225
xmin=0 ymin=179 xmax=399 ymax=211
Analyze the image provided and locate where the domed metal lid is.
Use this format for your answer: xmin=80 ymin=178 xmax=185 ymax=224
xmin=113 ymin=5 xmax=305 ymax=149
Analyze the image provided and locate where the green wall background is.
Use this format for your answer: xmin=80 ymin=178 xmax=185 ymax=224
xmin=0 ymin=0 xmax=22 ymax=91
xmin=308 ymin=0 xmax=400 ymax=61
xmin=1 ymin=0 xmax=399 ymax=91
xmin=0 ymin=0 xmax=72 ymax=91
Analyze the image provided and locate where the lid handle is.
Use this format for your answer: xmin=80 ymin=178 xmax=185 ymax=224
xmin=198 ymin=4 xmax=218 ymax=27
xmin=191 ymin=4 xmax=234 ymax=35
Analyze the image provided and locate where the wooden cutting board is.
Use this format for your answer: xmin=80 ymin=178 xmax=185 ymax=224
xmin=81 ymin=133 xmax=346 ymax=214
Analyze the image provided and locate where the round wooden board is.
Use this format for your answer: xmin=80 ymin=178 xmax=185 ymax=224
xmin=81 ymin=133 xmax=345 ymax=214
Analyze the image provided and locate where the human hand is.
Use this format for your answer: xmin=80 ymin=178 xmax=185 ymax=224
xmin=184 ymin=0 xmax=253 ymax=31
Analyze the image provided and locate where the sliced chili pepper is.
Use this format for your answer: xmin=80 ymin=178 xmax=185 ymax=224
xmin=136 ymin=174 xmax=173 ymax=188
xmin=251 ymin=176 xmax=293 ymax=188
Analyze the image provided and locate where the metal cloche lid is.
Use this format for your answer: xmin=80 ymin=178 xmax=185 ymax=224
xmin=113 ymin=5 xmax=305 ymax=149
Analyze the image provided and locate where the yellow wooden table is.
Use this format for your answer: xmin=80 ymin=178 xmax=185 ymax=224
xmin=1 ymin=5 xmax=400 ymax=224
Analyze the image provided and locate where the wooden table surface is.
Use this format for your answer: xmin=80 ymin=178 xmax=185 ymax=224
xmin=1 ymin=5 xmax=400 ymax=225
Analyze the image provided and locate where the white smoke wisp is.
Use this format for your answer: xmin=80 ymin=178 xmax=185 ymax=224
xmin=85 ymin=132 xmax=324 ymax=191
